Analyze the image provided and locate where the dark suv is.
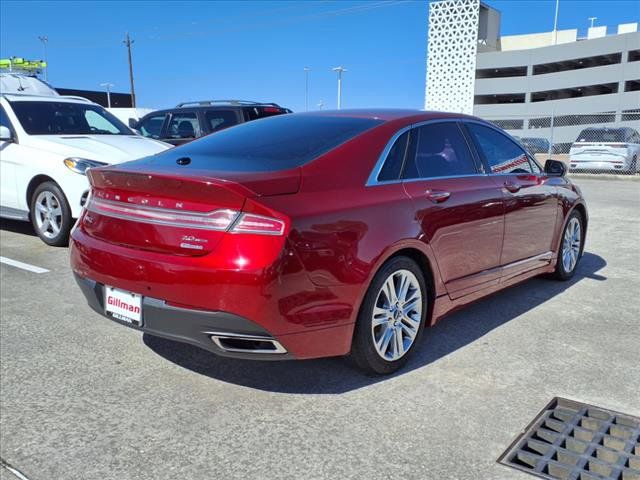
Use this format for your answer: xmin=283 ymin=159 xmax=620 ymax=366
xmin=131 ymin=100 xmax=292 ymax=146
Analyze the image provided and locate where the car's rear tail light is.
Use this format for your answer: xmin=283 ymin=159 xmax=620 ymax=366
xmin=230 ymin=213 xmax=285 ymax=235
xmin=86 ymin=196 xmax=239 ymax=231
xmin=263 ymin=107 xmax=282 ymax=113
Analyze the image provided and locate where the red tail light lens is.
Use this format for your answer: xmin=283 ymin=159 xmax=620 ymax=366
xmin=85 ymin=196 xmax=285 ymax=235
xmin=86 ymin=196 xmax=239 ymax=231
xmin=230 ymin=213 xmax=285 ymax=235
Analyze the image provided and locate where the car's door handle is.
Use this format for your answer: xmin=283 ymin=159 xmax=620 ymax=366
xmin=425 ymin=189 xmax=451 ymax=203
xmin=503 ymin=181 xmax=521 ymax=193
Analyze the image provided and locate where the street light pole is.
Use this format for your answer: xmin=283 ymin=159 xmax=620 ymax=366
xmin=552 ymin=0 xmax=559 ymax=45
xmin=303 ymin=67 xmax=311 ymax=112
xmin=38 ymin=35 xmax=48 ymax=80
xmin=100 ymin=82 xmax=114 ymax=108
xmin=332 ymin=66 xmax=347 ymax=110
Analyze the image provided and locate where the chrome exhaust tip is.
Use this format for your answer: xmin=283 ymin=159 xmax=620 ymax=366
xmin=209 ymin=332 xmax=287 ymax=354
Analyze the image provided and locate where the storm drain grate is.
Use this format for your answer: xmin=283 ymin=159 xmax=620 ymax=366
xmin=498 ymin=397 xmax=640 ymax=480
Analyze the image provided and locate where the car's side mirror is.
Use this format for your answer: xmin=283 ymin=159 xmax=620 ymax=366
xmin=544 ymin=159 xmax=566 ymax=177
xmin=0 ymin=125 xmax=13 ymax=142
xmin=128 ymin=118 xmax=139 ymax=129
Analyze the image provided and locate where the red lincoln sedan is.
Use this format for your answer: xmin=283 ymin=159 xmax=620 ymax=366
xmin=70 ymin=110 xmax=587 ymax=374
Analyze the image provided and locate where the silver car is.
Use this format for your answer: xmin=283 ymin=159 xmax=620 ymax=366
xmin=569 ymin=127 xmax=640 ymax=173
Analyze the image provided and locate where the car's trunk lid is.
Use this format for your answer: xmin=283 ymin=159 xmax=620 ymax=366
xmin=82 ymin=165 xmax=299 ymax=255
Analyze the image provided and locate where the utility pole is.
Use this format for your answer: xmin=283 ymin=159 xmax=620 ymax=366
xmin=552 ymin=0 xmax=559 ymax=45
xmin=38 ymin=35 xmax=48 ymax=81
xmin=123 ymin=33 xmax=136 ymax=108
xmin=332 ymin=66 xmax=347 ymax=110
xmin=303 ymin=67 xmax=311 ymax=112
xmin=100 ymin=82 xmax=114 ymax=108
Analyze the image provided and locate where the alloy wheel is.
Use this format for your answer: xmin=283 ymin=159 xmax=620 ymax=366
xmin=371 ymin=269 xmax=423 ymax=361
xmin=562 ymin=217 xmax=581 ymax=273
xmin=34 ymin=191 xmax=63 ymax=239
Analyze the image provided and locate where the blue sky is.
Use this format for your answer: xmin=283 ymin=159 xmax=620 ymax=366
xmin=1 ymin=0 xmax=638 ymax=111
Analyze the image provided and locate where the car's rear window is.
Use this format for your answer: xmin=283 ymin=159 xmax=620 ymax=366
xmin=176 ymin=114 xmax=384 ymax=171
xmin=576 ymin=129 xmax=625 ymax=142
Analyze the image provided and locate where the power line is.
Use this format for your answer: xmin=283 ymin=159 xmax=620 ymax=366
xmin=146 ymin=1 xmax=410 ymax=43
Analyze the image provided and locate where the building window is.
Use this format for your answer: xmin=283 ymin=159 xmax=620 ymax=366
xmin=629 ymin=50 xmax=640 ymax=62
xmin=531 ymin=82 xmax=619 ymax=102
xmin=625 ymin=79 xmax=640 ymax=92
xmin=622 ymin=109 xmax=640 ymax=121
xmin=476 ymin=66 xmax=527 ymax=79
xmin=557 ymin=113 xmax=616 ymax=126
xmin=529 ymin=117 xmax=551 ymax=129
xmin=532 ymin=52 xmax=622 ymax=75
xmin=489 ymin=119 xmax=524 ymax=130
xmin=474 ymin=93 xmax=526 ymax=104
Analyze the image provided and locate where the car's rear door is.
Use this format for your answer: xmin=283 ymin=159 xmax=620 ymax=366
xmin=464 ymin=122 xmax=558 ymax=278
xmin=401 ymin=121 xmax=505 ymax=298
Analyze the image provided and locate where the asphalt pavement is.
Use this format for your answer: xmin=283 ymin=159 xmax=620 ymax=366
xmin=1 ymin=177 xmax=638 ymax=480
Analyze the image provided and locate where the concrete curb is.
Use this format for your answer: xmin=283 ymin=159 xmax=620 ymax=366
xmin=569 ymin=173 xmax=640 ymax=181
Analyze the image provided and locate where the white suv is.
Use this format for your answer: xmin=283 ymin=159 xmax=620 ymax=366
xmin=569 ymin=127 xmax=640 ymax=174
xmin=0 ymin=94 xmax=171 ymax=245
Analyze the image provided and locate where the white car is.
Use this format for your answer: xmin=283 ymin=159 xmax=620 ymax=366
xmin=0 ymin=94 xmax=171 ymax=245
xmin=569 ymin=127 xmax=640 ymax=174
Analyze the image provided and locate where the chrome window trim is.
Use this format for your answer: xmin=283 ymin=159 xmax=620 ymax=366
xmin=365 ymin=118 xmax=485 ymax=187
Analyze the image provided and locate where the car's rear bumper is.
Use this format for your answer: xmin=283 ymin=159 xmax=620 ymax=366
xmin=569 ymin=156 xmax=632 ymax=171
xmin=74 ymin=273 xmax=295 ymax=360
xmin=70 ymin=227 xmax=356 ymax=360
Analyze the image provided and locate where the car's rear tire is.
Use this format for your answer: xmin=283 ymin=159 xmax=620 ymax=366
xmin=630 ymin=155 xmax=638 ymax=174
xmin=350 ymin=256 xmax=428 ymax=375
xmin=553 ymin=211 xmax=583 ymax=281
xmin=30 ymin=181 xmax=73 ymax=247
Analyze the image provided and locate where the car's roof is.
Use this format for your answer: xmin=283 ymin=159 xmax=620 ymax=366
xmin=151 ymin=103 xmax=287 ymax=114
xmin=2 ymin=93 xmax=94 ymax=104
xmin=297 ymin=108 xmax=478 ymax=123
xmin=579 ymin=127 xmax=629 ymax=132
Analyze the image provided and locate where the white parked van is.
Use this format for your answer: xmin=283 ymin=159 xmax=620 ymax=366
xmin=0 ymin=93 xmax=170 ymax=245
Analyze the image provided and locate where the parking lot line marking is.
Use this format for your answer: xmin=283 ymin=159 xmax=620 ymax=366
xmin=0 ymin=256 xmax=49 ymax=274
xmin=0 ymin=459 xmax=32 ymax=480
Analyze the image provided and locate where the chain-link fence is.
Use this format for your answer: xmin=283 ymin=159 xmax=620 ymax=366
xmin=481 ymin=110 xmax=640 ymax=175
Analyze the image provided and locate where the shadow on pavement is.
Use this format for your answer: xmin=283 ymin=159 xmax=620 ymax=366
xmin=0 ymin=218 xmax=36 ymax=237
xmin=144 ymin=252 xmax=606 ymax=394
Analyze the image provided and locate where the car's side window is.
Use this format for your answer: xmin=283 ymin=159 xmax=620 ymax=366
xmin=377 ymin=131 xmax=409 ymax=182
xmin=527 ymin=155 xmax=542 ymax=173
xmin=167 ymin=112 xmax=199 ymax=139
xmin=467 ymin=123 xmax=534 ymax=174
xmin=138 ymin=114 xmax=167 ymax=139
xmin=403 ymin=122 xmax=477 ymax=179
xmin=205 ymin=109 xmax=239 ymax=133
